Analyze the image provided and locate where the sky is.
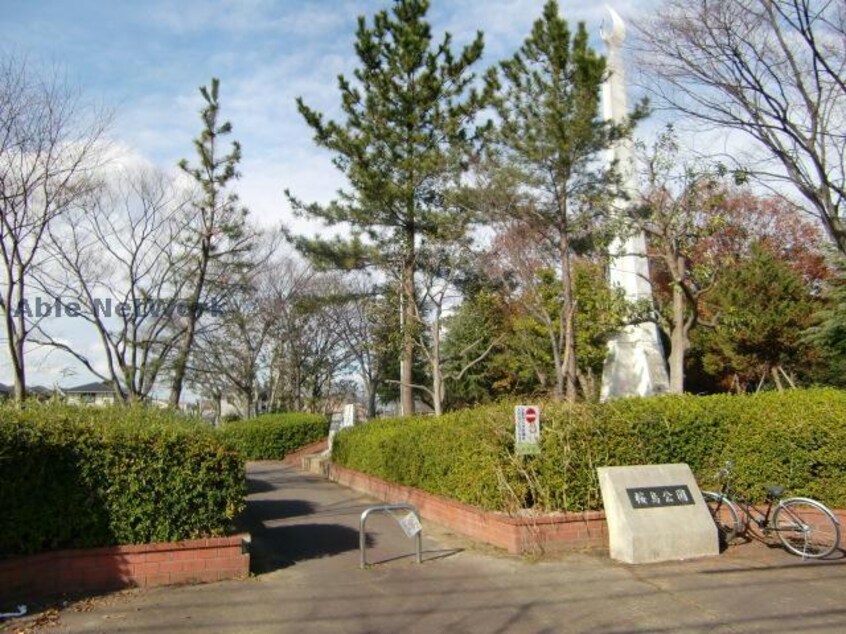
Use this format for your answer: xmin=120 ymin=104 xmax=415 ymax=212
xmin=3 ymin=0 xmax=660 ymax=390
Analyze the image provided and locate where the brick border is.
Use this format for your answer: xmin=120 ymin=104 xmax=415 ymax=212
xmin=282 ymin=437 xmax=329 ymax=466
xmin=302 ymin=456 xmax=606 ymax=555
xmin=303 ymin=456 xmax=846 ymax=556
xmin=0 ymin=534 xmax=250 ymax=603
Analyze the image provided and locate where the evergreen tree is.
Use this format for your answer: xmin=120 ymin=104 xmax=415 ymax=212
xmin=169 ymin=78 xmax=253 ymax=407
xmin=440 ymin=289 xmax=507 ymax=408
xmin=571 ymin=259 xmax=628 ymax=400
xmin=491 ymin=0 xmax=639 ymax=401
xmin=287 ymin=0 xmax=490 ymax=416
xmin=803 ymin=258 xmax=846 ymax=387
xmin=695 ymin=244 xmax=817 ymax=392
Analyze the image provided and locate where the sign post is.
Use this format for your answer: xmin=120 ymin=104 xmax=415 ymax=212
xmin=514 ymin=405 xmax=541 ymax=455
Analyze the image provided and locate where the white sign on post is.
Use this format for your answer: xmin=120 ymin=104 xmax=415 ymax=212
xmin=398 ymin=512 xmax=423 ymax=538
xmin=514 ymin=405 xmax=541 ymax=455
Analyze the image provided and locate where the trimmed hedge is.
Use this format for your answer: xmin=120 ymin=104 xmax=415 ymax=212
xmin=0 ymin=404 xmax=245 ymax=557
xmin=216 ymin=412 xmax=329 ymax=460
xmin=332 ymin=389 xmax=846 ymax=513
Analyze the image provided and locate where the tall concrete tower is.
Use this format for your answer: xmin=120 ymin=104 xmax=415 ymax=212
xmin=599 ymin=7 xmax=670 ymax=401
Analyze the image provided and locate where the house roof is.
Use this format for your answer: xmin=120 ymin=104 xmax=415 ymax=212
xmin=0 ymin=384 xmax=53 ymax=396
xmin=63 ymin=381 xmax=114 ymax=395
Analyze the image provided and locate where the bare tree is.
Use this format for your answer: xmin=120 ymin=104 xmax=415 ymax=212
xmin=635 ymin=0 xmax=846 ymax=252
xmin=37 ymin=167 xmax=188 ymax=402
xmin=267 ymin=272 xmax=354 ymax=414
xmin=188 ymin=234 xmax=286 ymax=419
xmin=263 ymin=258 xmax=315 ymax=412
xmin=409 ymin=245 xmax=501 ymax=416
xmin=0 ymin=55 xmax=107 ymax=403
xmin=322 ymin=275 xmax=387 ymax=419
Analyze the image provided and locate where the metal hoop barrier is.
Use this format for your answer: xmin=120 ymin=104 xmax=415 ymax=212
xmin=359 ymin=504 xmax=423 ymax=569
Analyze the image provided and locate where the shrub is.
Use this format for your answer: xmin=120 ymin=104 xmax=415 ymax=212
xmin=332 ymin=389 xmax=846 ymax=513
xmin=217 ymin=412 xmax=329 ymax=460
xmin=0 ymin=403 xmax=245 ymax=557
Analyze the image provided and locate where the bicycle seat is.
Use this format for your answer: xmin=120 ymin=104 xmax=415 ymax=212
xmin=766 ymin=485 xmax=785 ymax=499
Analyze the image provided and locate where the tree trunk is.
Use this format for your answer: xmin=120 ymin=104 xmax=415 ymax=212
xmin=577 ymin=368 xmax=597 ymax=402
xmin=365 ymin=381 xmax=377 ymax=419
xmin=551 ymin=335 xmax=564 ymax=399
xmin=244 ymin=391 xmax=254 ymax=419
xmin=431 ymin=316 xmax=443 ymax=416
xmin=10 ymin=276 xmax=26 ymax=405
xmin=558 ymin=229 xmax=577 ymax=402
xmin=668 ymin=266 xmax=686 ymax=393
xmin=400 ymin=227 xmax=415 ymax=417
xmin=169 ymin=238 xmax=211 ymax=407
xmin=11 ymin=341 xmax=24 ymax=405
xmin=771 ymin=366 xmax=783 ymax=392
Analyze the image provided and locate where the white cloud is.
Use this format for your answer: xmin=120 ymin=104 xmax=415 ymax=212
xmin=144 ymin=0 xmax=355 ymax=37
xmin=3 ymin=0 xmax=680 ymax=389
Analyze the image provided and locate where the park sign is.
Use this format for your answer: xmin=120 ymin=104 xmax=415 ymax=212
xmin=597 ymin=464 xmax=718 ymax=564
xmin=514 ymin=405 xmax=541 ymax=455
xmin=626 ymin=485 xmax=695 ymax=509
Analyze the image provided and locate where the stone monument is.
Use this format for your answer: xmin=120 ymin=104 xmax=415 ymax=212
xmin=598 ymin=463 xmax=719 ymax=564
xmin=599 ymin=7 xmax=670 ymax=401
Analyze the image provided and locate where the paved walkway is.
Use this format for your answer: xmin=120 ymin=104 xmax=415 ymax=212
xmin=19 ymin=462 xmax=846 ymax=633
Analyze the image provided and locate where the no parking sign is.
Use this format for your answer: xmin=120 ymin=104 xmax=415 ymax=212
xmin=515 ymin=405 xmax=541 ymax=455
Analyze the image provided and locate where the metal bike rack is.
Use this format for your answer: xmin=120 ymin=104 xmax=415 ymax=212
xmin=359 ymin=504 xmax=423 ymax=569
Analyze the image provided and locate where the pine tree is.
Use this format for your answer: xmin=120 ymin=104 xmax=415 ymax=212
xmin=287 ymin=0 xmax=490 ymax=416
xmin=169 ymin=78 xmax=253 ymax=407
xmin=491 ymin=0 xmax=640 ymax=401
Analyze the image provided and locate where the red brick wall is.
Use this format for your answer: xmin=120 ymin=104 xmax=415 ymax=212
xmin=281 ymin=438 xmax=328 ymax=466
xmin=306 ymin=457 xmax=845 ymax=556
xmin=303 ymin=456 xmax=607 ymax=555
xmin=0 ymin=534 xmax=249 ymax=603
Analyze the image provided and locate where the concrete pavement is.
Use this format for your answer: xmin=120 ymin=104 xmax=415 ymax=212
xmin=15 ymin=461 xmax=846 ymax=633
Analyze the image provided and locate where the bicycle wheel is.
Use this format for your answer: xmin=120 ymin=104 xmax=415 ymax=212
xmin=702 ymin=491 xmax=741 ymax=545
xmin=773 ymin=497 xmax=841 ymax=559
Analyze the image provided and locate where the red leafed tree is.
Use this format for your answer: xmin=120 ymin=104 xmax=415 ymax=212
xmin=696 ymin=190 xmax=831 ymax=287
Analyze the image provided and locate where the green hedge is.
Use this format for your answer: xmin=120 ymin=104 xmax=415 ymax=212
xmin=0 ymin=404 xmax=245 ymax=557
xmin=216 ymin=412 xmax=329 ymax=460
xmin=332 ymin=389 xmax=846 ymax=513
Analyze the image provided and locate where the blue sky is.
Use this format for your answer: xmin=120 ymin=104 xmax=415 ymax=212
xmin=4 ymin=0 xmax=654 ymax=389
xmin=5 ymin=0 xmax=652 ymax=226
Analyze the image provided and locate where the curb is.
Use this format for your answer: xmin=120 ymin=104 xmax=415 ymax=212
xmin=0 ymin=534 xmax=250 ymax=603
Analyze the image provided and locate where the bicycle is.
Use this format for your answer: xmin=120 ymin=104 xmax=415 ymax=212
xmin=702 ymin=461 xmax=841 ymax=559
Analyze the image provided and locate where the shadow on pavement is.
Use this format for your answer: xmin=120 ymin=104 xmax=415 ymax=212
xmin=246 ymin=499 xmax=316 ymax=522
xmin=250 ymin=523 xmax=372 ymax=574
xmin=246 ymin=477 xmax=276 ymax=494
xmin=368 ymin=548 xmax=464 ymax=566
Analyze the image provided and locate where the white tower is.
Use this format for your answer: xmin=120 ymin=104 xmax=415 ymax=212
xmin=599 ymin=7 xmax=670 ymax=401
